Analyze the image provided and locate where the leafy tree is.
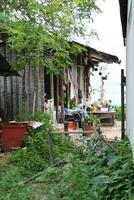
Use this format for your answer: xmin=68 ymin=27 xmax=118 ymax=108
xmin=0 ymin=0 xmax=100 ymax=73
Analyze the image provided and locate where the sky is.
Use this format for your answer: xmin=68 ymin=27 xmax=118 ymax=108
xmin=90 ymin=0 xmax=126 ymax=106
xmin=77 ymin=0 xmax=126 ymax=105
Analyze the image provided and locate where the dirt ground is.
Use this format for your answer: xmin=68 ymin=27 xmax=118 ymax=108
xmin=101 ymin=121 xmax=121 ymax=140
xmin=68 ymin=121 xmax=121 ymax=144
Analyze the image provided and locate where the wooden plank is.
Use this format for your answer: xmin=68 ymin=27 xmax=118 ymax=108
xmin=10 ymin=76 xmax=14 ymax=120
xmin=15 ymin=76 xmax=20 ymax=116
xmin=51 ymin=131 xmax=94 ymax=134
xmin=6 ymin=77 xmax=12 ymax=120
xmin=32 ymin=66 xmax=36 ymax=114
xmin=6 ymin=47 xmax=12 ymax=120
xmin=17 ymin=70 xmax=23 ymax=118
xmin=50 ymin=73 xmax=54 ymax=100
xmin=24 ymin=65 xmax=30 ymax=114
xmin=4 ymin=77 xmax=8 ymax=120
xmin=56 ymin=76 xmax=59 ymax=123
xmin=12 ymin=76 xmax=17 ymax=119
xmin=47 ymin=130 xmax=54 ymax=165
xmin=29 ymin=65 xmax=34 ymax=114
xmin=40 ymin=67 xmax=45 ymax=112
xmin=22 ymin=67 xmax=26 ymax=116
xmin=60 ymin=77 xmax=64 ymax=123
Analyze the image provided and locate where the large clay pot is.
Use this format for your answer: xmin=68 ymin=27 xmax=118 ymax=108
xmin=84 ymin=123 xmax=94 ymax=137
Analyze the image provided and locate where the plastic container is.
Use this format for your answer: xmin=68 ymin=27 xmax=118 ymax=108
xmin=64 ymin=121 xmax=75 ymax=131
xmin=101 ymin=107 xmax=108 ymax=112
xmin=67 ymin=121 xmax=75 ymax=130
xmin=0 ymin=123 xmax=28 ymax=152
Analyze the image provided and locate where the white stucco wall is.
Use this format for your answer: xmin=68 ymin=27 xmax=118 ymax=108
xmin=126 ymin=0 xmax=134 ymax=152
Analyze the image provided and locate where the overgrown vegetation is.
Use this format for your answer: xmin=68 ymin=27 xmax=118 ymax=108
xmin=0 ymin=113 xmax=84 ymax=199
xmin=115 ymin=106 xmax=122 ymax=121
xmin=0 ymin=113 xmax=134 ymax=199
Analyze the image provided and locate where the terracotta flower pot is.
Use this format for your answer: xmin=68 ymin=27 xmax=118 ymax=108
xmin=84 ymin=123 xmax=94 ymax=137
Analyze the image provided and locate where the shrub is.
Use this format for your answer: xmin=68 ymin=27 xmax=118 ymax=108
xmin=115 ymin=106 xmax=122 ymax=121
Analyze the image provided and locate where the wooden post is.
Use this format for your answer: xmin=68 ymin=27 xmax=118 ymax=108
xmin=121 ymin=69 xmax=125 ymax=139
xmin=50 ymin=73 xmax=54 ymax=100
xmin=35 ymin=66 xmax=40 ymax=112
xmin=32 ymin=90 xmax=36 ymax=115
xmin=86 ymin=67 xmax=89 ymax=99
xmin=56 ymin=76 xmax=59 ymax=123
xmin=47 ymin=129 xmax=54 ymax=166
xmin=60 ymin=78 xmax=64 ymax=123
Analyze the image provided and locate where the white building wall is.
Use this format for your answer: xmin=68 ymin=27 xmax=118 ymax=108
xmin=126 ymin=0 xmax=134 ymax=152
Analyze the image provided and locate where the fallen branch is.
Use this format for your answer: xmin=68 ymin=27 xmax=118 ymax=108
xmin=97 ymin=128 xmax=118 ymax=154
xmin=101 ymin=135 xmax=118 ymax=154
xmin=19 ymin=159 xmax=67 ymax=185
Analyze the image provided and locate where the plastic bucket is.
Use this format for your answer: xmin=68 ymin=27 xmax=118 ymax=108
xmin=67 ymin=121 xmax=75 ymax=130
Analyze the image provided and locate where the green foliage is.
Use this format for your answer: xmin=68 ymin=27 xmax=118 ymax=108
xmin=1 ymin=113 xmax=133 ymax=199
xmin=10 ymin=113 xmax=84 ymax=176
xmin=115 ymin=106 xmax=122 ymax=121
xmin=84 ymin=114 xmax=100 ymax=124
xmin=0 ymin=0 xmax=100 ymax=73
xmin=17 ymin=112 xmax=51 ymax=124
xmin=0 ymin=113 xmax=84 ymax=199
xmin=34 ymin=135 xmax=134 ymax=200
xmin=0 ymin=165 xmax=37 ymax=200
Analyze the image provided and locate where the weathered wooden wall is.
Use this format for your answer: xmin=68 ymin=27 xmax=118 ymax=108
xmin=0 ymin=44 xmax=45 ymax=121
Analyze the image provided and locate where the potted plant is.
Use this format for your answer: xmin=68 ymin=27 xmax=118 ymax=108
xmin=84 ymin=114 xmax=100 ymax=137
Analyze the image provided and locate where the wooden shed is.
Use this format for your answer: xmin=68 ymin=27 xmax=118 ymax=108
xmin=0 ymin=40 xmax=120 ymax=122
xmin=0 ymin=42 xmax=44 ymax=121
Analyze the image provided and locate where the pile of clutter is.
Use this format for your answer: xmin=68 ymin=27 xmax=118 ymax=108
xmin=64 ymin=105 xmax=85 ymax=131
xmin=90 ymin=99 xmax=114 ymax=112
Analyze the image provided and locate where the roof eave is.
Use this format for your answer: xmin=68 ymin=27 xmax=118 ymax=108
xmin=118 ymin=0 xmax=128 ymax=46
xmin=87 ymin=47 xmax=121 ymax=64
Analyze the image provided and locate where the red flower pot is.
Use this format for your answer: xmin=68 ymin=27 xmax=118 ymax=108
xmin=84 ymin=123 xmax=94 ymax=137
xmin=0 ymin=123 xmax=28 ymax=152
